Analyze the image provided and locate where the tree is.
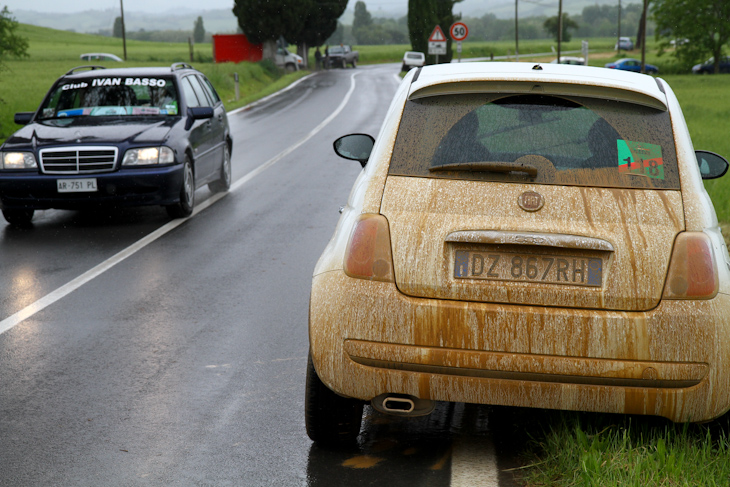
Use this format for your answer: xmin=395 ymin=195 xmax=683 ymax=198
xmin=653 ymin=0 xmax=730 ymax=73
xmin=193 ymin=16 xmax=205 ymax=44
xmin=543 ymin=13 xmax=579 ymax=42
xmin=113 ymin=16 xmax=124 ymax=39
xmin=288 ymin=0 xmax=348 ymax=66
xmin=0 ymin=7 xmax=28 ymax=60
xmin=352 ymin=1 xmax=373 ymax=32
xmin=232 ymin=0 xmax=313 ymax=60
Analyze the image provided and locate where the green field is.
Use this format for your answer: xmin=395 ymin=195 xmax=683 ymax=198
xmin=0 ymin=24 xmax=307 ymax=141
xmin=2 ymin=25 xmax=729 ymax=226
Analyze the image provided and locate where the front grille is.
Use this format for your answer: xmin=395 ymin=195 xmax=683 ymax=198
xmin=40 ymin=147 xmax=118 ymax=174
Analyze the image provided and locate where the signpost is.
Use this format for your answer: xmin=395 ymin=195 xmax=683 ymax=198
xmin=449 ymin=22 xmax=468 ymax=62
xmin=428 ymin=25 xmax=447 ymax=64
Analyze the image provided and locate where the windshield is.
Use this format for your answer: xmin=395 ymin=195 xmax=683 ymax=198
xmin=39 ymin=76 xmax=179 ymax=119
xmin=329 ymin=47 xmax=345 ymax=55
xmin=389 ymin=93 xmax=680 ymax=190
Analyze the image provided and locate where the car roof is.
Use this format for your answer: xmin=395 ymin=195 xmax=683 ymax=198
xmin=408 ymin=62 xmax=668 ymax=110
xmin=60 ymin=63 xmax=199 ymax=81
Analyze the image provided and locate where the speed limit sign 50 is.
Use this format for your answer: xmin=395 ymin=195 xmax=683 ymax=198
xmin=450 ymin=22 xmax=468 ymax=41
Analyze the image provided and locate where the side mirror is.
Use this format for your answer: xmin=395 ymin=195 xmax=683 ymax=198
xmin=14 ymin=112 xmax=34 ymax=125
xmin=333 ymin=133 xmax=374 ymax=168
xmin=696 ymin=150 xmax=729 ymax=180
xmin=185 ymin=106 xmax=214 ymax=130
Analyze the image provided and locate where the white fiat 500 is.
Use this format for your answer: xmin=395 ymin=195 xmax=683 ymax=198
xmin=306 ymin=62 xmax=730 ymax=445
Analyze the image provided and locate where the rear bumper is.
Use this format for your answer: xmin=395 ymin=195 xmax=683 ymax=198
xmin=0 ymin=165 xmax=184 ymax=210
xmin=309 ymin=270 xmax=730 ymax=422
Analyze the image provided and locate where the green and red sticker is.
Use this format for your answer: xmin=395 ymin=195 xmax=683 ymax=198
xmin=617 ymin=140 xmax=664 ymax=179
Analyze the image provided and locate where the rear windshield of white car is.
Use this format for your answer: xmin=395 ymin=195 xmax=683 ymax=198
xmin=389 ymin=93 xmax=680 ymax=190
xmin=38 ymin=77 xmax=179 ymax=119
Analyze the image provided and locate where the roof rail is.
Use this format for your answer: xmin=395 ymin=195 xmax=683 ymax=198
xmin=65 ymin=65 xmax=107 ymax=75
xmin=171 ymin=62 xmax=194 ymax=71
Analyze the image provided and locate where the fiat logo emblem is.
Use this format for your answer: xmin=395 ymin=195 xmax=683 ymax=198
xmin=518 ymin=191 xmax=544 ymax=212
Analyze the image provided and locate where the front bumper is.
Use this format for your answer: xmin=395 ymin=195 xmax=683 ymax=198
xmin=309 ymin=270 xmax=730 ymax=422
xmin=0 ymin=164 xmax=184 ymax=210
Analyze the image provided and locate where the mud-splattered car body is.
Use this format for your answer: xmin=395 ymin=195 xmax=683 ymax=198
xmin=306 ymin=62 xmax=730 ymax=443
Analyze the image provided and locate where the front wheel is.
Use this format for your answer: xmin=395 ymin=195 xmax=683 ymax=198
xmin=208 ymin=145 xmax=231 ymax=193
xmin=166 ymin=157 xmax=195 ymax=218
xmin=351 ymin=59 xmax=357 ymax=68
xmin=305 ymin=353 xmax=363 ymax=446
xmin=2 ymin=208 xmax=34 ymax=226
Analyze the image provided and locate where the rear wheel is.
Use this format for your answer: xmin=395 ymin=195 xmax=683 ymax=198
xmin=2 ymin=209 xmax=34 ymax=226
xmin=166 ymin=157 xmax=195 ymax=218
xmin=305 ymin=353 xmax=363 ymax=446
xmin=208 ymin=145 xmax=231 ymax=193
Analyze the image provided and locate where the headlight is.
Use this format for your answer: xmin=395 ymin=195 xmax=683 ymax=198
xmin=122 ymin=146 xmax=175 ymax=166
xmin=2 ymin=152 xmax=37 ymax=169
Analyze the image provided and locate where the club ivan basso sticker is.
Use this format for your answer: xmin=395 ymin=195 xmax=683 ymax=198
xmin=617 ymin=140 xmax=664 ymax=179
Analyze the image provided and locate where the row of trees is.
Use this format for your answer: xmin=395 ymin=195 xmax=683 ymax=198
xmin=112 ymin=16 xmax=208 ymax=44
xmin=342 ymin=2 xmax=652 ymax=46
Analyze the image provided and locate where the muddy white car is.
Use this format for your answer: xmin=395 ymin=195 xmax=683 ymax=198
xmin=306 ymin=62 xmax=730 ymax=444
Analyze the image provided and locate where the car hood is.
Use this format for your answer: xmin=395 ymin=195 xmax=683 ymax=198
xmin=2 ymin=118 xmax=178 ymax=151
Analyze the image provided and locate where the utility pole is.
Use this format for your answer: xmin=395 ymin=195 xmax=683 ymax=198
xmin=120 ymin=0 xmax=127 ymax=61
xmin=514 ymin=0 xmax=519 ymax=61
xmin=640 ymin=0 xmax=648 ymax=73
xmin=557 ymin=0 xmax=563 ymax=63
xmin=617 ymin=0 xmax=621 ymax=51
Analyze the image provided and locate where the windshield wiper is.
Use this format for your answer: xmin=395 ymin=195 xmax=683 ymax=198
xmin=429 ymin=161 xmax=538 ymax=177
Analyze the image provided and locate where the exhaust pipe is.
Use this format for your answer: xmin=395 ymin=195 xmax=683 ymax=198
xmin=371 ymin=393 xmax=435 ymax=417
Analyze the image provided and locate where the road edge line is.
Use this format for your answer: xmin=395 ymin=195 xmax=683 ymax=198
xmin=0 ymin=71 xmax=360 ymax=337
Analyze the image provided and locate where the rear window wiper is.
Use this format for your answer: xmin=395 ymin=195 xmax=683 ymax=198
xmin=429 ymin=161 xmax=538 ymax=177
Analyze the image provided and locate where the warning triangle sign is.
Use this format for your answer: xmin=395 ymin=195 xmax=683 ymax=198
xmin=429 ymin=25 xmax=446 ymax=42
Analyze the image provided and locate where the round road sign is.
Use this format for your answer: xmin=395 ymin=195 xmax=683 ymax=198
xmin=450 ymin=22 xmax=468 ymax=42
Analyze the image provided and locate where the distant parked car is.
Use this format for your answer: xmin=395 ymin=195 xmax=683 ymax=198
xmin=615 ymin=37 xmax=634 ymax=50
xmin=550 ymin=56 xmax=585 ymax=65
xmin=80 ymin=53 xmax=123 ymax=62
xmin=605 ymin=58 xmax=658 ymax=74
xmin=692 ymin=57 xmax=730 ymax=74
xmin=275 ymin=47 xmax=304 ymax=72
xmin=402 ymin=51 xmax=426 ymax=71
xmin=327 ymin=45 xmax=359 ymax=69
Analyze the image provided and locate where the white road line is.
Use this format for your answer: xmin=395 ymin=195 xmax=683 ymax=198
xmin=451 ymin=437 xmax=500 ymax=487
xmin=0 ymin=71 xmax=360 ymax=337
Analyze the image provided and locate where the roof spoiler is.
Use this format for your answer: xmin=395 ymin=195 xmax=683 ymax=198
xmin=65 ymin=65 xmax=107 ymax=75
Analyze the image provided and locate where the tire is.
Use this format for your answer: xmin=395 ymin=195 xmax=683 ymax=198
xmin=351 ymin=59 xmax=357 ymax=68
xmin=305 ymin=353 xmax=363 ymax=446
xmin=341 ymin=59 xmax=346 ymax=69
xmin=166 ymin=157 xmax=195 ymax=218
xmin=2 ymin=208 xmax=34 ymax=226
xmin=208 ymin=145 xmax=231 ymax=194
xmin=285 ymin=63 xmax=296 ymax=73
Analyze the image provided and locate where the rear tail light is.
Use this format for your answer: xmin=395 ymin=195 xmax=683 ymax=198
xmin=663 ymin=232 xmax=719 ymax=300
xmin=344 ymin=214 xmax=395 ymax=282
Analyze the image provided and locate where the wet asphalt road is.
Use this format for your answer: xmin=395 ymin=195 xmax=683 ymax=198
xmin=0 ymin=65 xmax=521 ymax=486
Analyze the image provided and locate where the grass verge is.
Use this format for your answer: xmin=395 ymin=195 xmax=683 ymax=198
xmin=507 ymin=409 xmax=730 ymax=486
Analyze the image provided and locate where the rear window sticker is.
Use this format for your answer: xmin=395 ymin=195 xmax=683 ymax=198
xmin=617 ymin=140 xmax=665 ymax=179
